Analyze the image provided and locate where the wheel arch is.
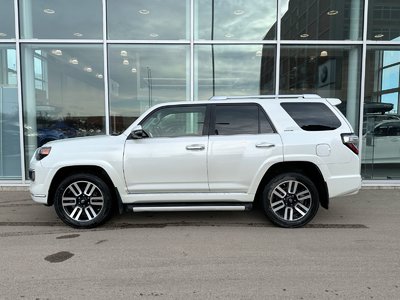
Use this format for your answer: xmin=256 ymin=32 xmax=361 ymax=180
xmin=48 ymin=165 xmax=121 ymax=209
xmin=254 ymin=161 xmax=329 ymax=209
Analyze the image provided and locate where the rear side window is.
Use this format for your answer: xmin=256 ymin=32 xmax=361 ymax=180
xmin=213 ymin=104 xmax=274 ymax=135
xmin=281 ymin=102 xmax=341 ymax=131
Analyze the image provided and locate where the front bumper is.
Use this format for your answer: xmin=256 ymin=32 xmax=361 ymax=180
xmin=30 ymin=192 xmax=48 ymax=204
xmin=29 ymin=159 xmax=55 ymax=205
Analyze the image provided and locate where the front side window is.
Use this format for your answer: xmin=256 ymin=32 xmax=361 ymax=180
xmin=213 ymin=104 xmax=274 ymax=135
xmin=141 ymin=106 xmax=207 ymax=138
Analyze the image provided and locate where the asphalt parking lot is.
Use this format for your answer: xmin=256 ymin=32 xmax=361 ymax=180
xmin=0 ymin=188 xmax=400 ymax=299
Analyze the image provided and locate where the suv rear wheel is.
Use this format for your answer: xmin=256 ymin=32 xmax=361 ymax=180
xmin=262 ymin=173 xmax=319 ymax=228
xmin=54 ymin=173 xmax=113 ymax=228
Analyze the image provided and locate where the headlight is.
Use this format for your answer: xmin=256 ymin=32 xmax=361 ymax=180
xmin=35 ymin=146 xmax=52 ymax=160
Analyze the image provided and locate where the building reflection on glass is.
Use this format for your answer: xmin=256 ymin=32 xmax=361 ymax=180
xmin=261 ymin=0 xmax=362 ymax=131
xmin=21 ymin=45 xmax=106 ymax=170
xmin=362 ymin=48 xmax=400 ymax=179
xmin=280 ymin=0 xmax=363 ymax=40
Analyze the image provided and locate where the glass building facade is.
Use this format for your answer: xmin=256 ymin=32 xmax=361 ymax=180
xmin=1 ymin=0 xmax=400 ymax=184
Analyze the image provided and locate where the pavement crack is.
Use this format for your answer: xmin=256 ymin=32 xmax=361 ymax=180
xmin=56 ymin=234 xmax=80 ymax=239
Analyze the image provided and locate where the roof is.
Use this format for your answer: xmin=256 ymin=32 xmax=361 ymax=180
xmin=209 ymin=94 xmax=321 ymax=100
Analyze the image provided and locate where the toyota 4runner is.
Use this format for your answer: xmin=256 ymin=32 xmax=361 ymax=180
xmin=29 ymin=94 xmax=361 ymax=228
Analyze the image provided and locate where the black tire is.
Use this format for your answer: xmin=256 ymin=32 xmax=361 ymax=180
xmin=262 ymin=172 xmax=319 ymax=228
xmin=54 ymin=173 xmax=113 ymax=228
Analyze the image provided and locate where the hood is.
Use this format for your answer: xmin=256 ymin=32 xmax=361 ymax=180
xmin=44 ymin=134 xmax=120 ymax=147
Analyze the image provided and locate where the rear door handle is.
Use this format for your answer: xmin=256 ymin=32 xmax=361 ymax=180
xmin=256 ymin=142 xmax=275 ymax=148
xmin=186 ymin=144 xmax=205 ymax=151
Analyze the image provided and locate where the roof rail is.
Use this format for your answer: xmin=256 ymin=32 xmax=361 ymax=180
xmin=209 ymin=94 xmax=321 ymax=100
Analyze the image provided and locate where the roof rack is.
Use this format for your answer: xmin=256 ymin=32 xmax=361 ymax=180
xmin=209 ymin=94 xmax=321 ymax=100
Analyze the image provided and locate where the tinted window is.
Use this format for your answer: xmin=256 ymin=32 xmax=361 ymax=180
xmin=375 ymin=123 xmax=400 ymax=137
xmin=142 ymin=106 xmax=206 ymax=138
xmin=388 ymin=124 xmax=400 ymax=136
xmin=281 ymin=103 xmax=341 ymax=131
xmin=213 ymin=104 xmax=274 ymax=135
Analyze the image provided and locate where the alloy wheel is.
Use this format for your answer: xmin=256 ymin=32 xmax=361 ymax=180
xmin=61 ymin=181 xmax=105 ymax=222
xmin=269 ymin=180 xmax=312 ymax=222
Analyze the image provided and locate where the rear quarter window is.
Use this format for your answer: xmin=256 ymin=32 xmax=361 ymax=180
xmin=281 ymin=102 xmax=341 ymax=131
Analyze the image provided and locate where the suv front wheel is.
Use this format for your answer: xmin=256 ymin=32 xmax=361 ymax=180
xmin=54 ymin=173 xmax=113 ymax=228
xmin=262 ymin=173 xmax=319 ymax=228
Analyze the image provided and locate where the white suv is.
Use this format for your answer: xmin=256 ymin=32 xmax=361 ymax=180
xmin=29 ymin=95 xmax=361 ymax=228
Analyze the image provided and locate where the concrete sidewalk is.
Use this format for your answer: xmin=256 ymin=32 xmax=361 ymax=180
xmin=1 ymin=188 xmax=400 ymax=299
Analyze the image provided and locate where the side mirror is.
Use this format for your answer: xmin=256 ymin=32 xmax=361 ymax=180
xmin=131 ymin=125 xmax=145 ymax=139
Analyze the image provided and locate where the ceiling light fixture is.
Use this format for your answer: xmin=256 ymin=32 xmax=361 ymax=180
xmin=224 ymin=33 xmax=234 ymax=38
xmin=43 ymin=8 xmax=55 ymax=14
xmin=131 ymin=68 xmax=137 ymax=73
xmin=149 ymin=33 xmax=159 ymax=38
xmin=255 ymin=50 xmax=262 ymax=57
xmin=320 ymin=51 xmax=328 ymax=57
xmin=84 ymin=66 xmax=93 ymax=73
xmin=327 ymin=10 xmax=339 ymax=16
xmin=139 ymin=9 xmax=150 ymax=15
xmin=234 ymin=10 xmax=245 ymax=15
xmin=0 ymin=33 xmax=8 ymax=37
xmin=123 ymin=59 xmax=129 ymax=65
xmin=51 ymin=49 xmax=63 ymax=56
xmin=73 ymin=32 xmax=83 ymax=37
xmin=69 ymin=58 xmax=79 ymax=65
xmin=300 ymin=33 xmax=309 ymax=38
xmin=120 ymin=50 xmax=128 ymax=57
xmin=374 ymin=34 xmax=384 ymax=38
xmin=96 ymin=73 xmax=103 ymax=79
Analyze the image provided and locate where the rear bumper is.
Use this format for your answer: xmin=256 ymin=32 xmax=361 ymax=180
xmin=327 ymin=174 xmax=362 ymax=198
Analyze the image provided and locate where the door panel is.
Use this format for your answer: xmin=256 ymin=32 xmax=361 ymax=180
xmin=207 ymin=103 xmax=282 ymax=193
xmin=124 ymin=136 xmax=209 ymax=193
xmin=208 ymin=134 xmax=283 ymax=192
xmin=123 ymin=104 xmax=209 ymax=194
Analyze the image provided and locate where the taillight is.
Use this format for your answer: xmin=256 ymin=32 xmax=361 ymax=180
xmin=35 ymin=146 xmax=52 ymax=160
xmin=341 ymin=133 xmax=359 ymax=155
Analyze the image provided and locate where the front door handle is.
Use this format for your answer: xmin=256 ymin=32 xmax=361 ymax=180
xmin=256 ymin=142 xmax=275 ymax=148
xmin=186 ymin=144 xmax=205 ymax=151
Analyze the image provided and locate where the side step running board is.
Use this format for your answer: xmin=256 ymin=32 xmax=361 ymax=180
xmin=126 ymin=203 xmax=252 ymax=213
